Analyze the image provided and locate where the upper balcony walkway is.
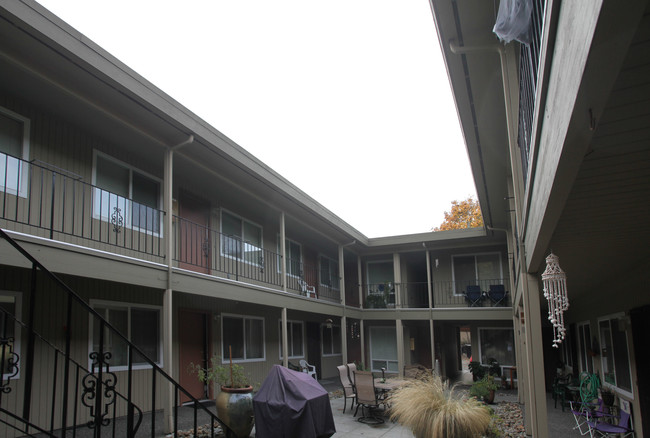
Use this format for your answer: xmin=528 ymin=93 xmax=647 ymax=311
xmin=0 ymin=155 xmax=511 ymax=310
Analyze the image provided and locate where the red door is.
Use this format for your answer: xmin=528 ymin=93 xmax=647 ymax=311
xmin=178 ymin=309 xmax=210 ymax=404
xmin=178 ymin=193 xmax=210 ymax=274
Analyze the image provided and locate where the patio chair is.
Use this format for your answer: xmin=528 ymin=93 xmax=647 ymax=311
xmin=298 ymin=278 xmax=316 ymax=298
xmin=299 ymin=359 xmax=317 ymax=379
xmin=346 ymin=362 xmax=357 ymax=387
xmin=353 ymin=371 xmax=385 ymax=424
xmin=337 ymin=364 xmax=356 ymax=413
xmin=587 ymin=406 xmax=634 ymax=438
xmin=465 ymin=285 xmax=484 ymax=307
xmin=570 ymin=398 xmax=616 ymax=436
xmin=552 ymin=373 xmax=572 ymax=411
xmin=487 ymin=284 xmax=508 ymax=306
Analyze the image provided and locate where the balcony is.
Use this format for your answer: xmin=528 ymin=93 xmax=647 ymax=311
xmin=0 ymin=155 xmax=165 ymax=258
xmin=361 ymin=279 xmax=511 ymax=309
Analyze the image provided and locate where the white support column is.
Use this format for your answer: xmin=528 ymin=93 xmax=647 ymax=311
xmin=280 ymin=212 xmax=287 ymax=293
xmin=360 ymin=319 xmax=365 ymax=367
xmin=393 ymin=253 xmax=401 ymax=308
xmin=339 ymin=245 xmax=347 ymax=364
xmin=163 ymin=148 xmax=174 ymax=433
xmin=357 ymin=256 xmax=363 ymax=308
xmin=281 ymin=308 xmax=288 ymax=368
xmin=425 ymin=249 xmax=433 ymax=309
xmin=521 ymin=273 xmax=548 ymax=438
xmin=396 ymin=319 xmax=404 ymax=377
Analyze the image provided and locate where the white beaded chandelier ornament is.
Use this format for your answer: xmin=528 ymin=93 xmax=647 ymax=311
xmin=542 ymin=253 xmax=569 ymax=348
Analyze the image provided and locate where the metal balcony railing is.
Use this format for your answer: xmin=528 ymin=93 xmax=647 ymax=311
xmin=0 ymin=154 xmax=165 ymax=257
xmin=518 ymin=0 xmax=547 ymax=183
xmin=0 ymin=228 xmax=232 ymax=438
xmin=285 ymin=259 xmax=341 ymax=304
xmin=360 ymin=279 xmax=511 ymax=309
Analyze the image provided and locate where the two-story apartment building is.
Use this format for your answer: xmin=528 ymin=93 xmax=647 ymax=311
xmin=430 ymin=0 xmax=649 ymax=436
xmin=0 ymin=2 xmax=515 ymax=436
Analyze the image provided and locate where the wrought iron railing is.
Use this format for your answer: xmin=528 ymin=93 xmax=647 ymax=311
xmin=173 ymin=215 xmax=283 ymax=287
xmin=518 ymin=0 xmax=547 ymax=183
xmin=0 ymin=228 xmax=232 ymax=438
xmin=0 ymin=154 xmax=165 ymax=258
xmin=360 ymin=279 xmax=511 ymax=309
xmin=285 ymin=259 xmax=341 ymax=304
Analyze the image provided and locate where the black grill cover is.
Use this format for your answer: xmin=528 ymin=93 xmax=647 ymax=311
xmin=253 ymin=365 xmax=335 ymax=438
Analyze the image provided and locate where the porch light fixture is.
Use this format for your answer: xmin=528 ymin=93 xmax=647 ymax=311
xmin=542 ymin=253 xmax=569 ymax=348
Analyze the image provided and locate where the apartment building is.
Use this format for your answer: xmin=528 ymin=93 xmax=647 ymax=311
xmin=430 ymin=0 xmax=650 ymax=436
xmin=0 ymin=2 xmax=514 ymax=436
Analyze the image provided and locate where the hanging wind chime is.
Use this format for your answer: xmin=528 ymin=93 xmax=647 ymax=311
xmin=542 ymin=252 xmax=569 ymax=348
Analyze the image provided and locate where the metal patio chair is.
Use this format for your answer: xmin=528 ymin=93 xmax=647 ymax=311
xmin=353 ymin=371 xmax=385 ymax=424
xmin=337 ymin=364 xmax=356 ymax=413
xmin=487 ymin=284 xmax=508 ymax=306
xmin=465 ymin=285 xmax=484 ymax=307
xmin=587 ymin=406 xmax=634 ymax=438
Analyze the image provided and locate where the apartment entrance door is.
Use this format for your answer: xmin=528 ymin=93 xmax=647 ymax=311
xmin=178 ymin=309 xmax=210 ymax=404
xmin=178 ymin=193 xmax=210 ymax=274
xmin=306 ymin=322 xmax=322 ymax=379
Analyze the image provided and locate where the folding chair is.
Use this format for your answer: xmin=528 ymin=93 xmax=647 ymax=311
xmin=588 ymin=407 xmax=634 ymax=438
xmin=570 ymin=399 xmax=607 ymax=436
xmin=487 ymin=284 xmax=507 ymax=306
xmin=465 ymin=285 xmax=483 ymax=307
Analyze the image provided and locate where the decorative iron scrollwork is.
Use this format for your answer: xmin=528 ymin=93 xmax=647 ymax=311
xmin=82 ymin=351 xmax=117 ymax=429
xmin=111 ymin=207 xmax=123 ymax=233
xmin=0 ymin=337 xmax=19 ymax=393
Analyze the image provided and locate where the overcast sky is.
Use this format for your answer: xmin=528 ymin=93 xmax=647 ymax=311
xmin=37 ymin=0 xmax=477 ymax=238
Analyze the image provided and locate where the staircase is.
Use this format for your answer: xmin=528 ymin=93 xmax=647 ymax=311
xmin=0 ymin=228 xmax=231 ymax=438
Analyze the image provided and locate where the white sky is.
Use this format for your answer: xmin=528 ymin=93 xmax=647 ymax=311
xmin=37 ymin=0 xmax=477 ymax=238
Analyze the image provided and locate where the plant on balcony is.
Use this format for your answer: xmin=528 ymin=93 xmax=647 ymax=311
xmin=365 ymin=293 xmax=386 ymax=308
xmin=387 ymin=374 xmax=490 ymax=438
xmin=468 ymin=361 xmax=486 ymax=381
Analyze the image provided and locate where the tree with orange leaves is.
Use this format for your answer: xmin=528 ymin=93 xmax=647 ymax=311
xmin=433 ymin=197 xmax=484 ymax=231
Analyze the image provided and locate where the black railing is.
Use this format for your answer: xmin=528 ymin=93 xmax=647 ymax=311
xmin=360 ymin=279 xmax=511 ymax=309
xmin=0 ymin=228 xmax=232 ymax=438
xmin=173 ymin=215 xmax=283 ymax=287
xmin=518 ymin=0 xmax=547 ymax=183
xmin=0 ymin=154 xmax=165 ymax=257
xmin=285 ymin=260 xmax=341 ymax=303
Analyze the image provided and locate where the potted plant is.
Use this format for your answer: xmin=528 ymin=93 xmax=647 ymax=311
xmin=601 ymin=388 xmax=615 ymax=407
xmin=470 ymin=375 xmax=499 ymax=404
xmin=468 ymin=361 xmax=486 ymax=381
xmin=190 ymin=351 xmax=254 ymax=438
xmin=387 ymin=374 xmax=491 ymax=437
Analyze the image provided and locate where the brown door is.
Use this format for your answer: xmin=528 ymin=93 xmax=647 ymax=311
xmin=179 ymin=309 xmax=210 ymax=404
xmin=178 ymin=193 xmax=210 ymax=274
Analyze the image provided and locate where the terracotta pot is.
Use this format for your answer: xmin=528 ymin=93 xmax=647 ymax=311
xmin=215 ymin=386 xmax=254 ymax=438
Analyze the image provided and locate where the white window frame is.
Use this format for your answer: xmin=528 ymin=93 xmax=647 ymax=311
xmin=0 ymin=106 xmax=30 ymax=198
xmin=598 ymin=313 xmax=634 ymax=399
xmin=0 ymin=291 xmax=22 ymax=380
xmin=219 ymin=209 xmax=264 ymax=266
xmin=477 ymin=327 xmax=515 ymax=367
xmin=221 ymin=313 xmax=266 ymax=363
xmin=451 ymin=252 xmax=503 ymax=296
xmin=576 ymin=321 xmax=594 ymax=374
xmin=319 ymin=255 xmax=340 ymax=290
xmin=278 ymin=320 xmax=304 ymax=360
xmin=321 ymin=324 xmax=342 ymax=357
xmin=91 ymin=151 xmax=163 ymax=236
xmin=277 ymin=237 xmax=302 ymax=278
xmin=88 ymin=299 xmax=163 ymax=372
xmin=369 ymin=326 xmax=398 ymax=373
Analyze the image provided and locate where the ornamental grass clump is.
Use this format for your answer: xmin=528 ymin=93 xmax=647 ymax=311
xmin=387 ymin=374 xmax=491 ymax=438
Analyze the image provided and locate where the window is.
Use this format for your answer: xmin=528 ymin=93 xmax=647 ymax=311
xmin=369 ymin=327 xmax=398 ymax=372
xmin=92 ymin=152 xmax=162 ymax=234
xmin=222 ymin=315 xmax=265 ymax=362
xmin=319 ymin=256 xmax=339 ymax=289
xmin=90 ymin=301 xmax=162 ymax=370
xmin=478 ymin=327 xmax=515 ymax=366
xmin=0 ymin=108 xmax=30 ymax=197
xmin=577 ymin=322 xmax=594 ymax=374
xmin=321 ymin=324 xmax=341 ymax=356
xmin=599 ymin=314 xmax=633 ymax=397
xmin=366 ymin=261 xmax=394 ymax=295
xmin=452 ymin=253 xmax=502 ymax=294
xmin=278 ymin=320 xmax=304 ymax=359
xmin=0 ymin=292 xmax=21 ymax=378
xmin=221 ymin=211 xmax=263 ymax=265
xmin=277 ymin=238 xmax=302 ymax=277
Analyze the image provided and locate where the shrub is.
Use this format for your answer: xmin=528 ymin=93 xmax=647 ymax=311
xmin=387 ymin=374 xmax=491 ymax=438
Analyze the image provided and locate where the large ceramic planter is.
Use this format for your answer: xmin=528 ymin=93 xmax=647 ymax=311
xmin=215 ymin=385 xmax=254 ymax=438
